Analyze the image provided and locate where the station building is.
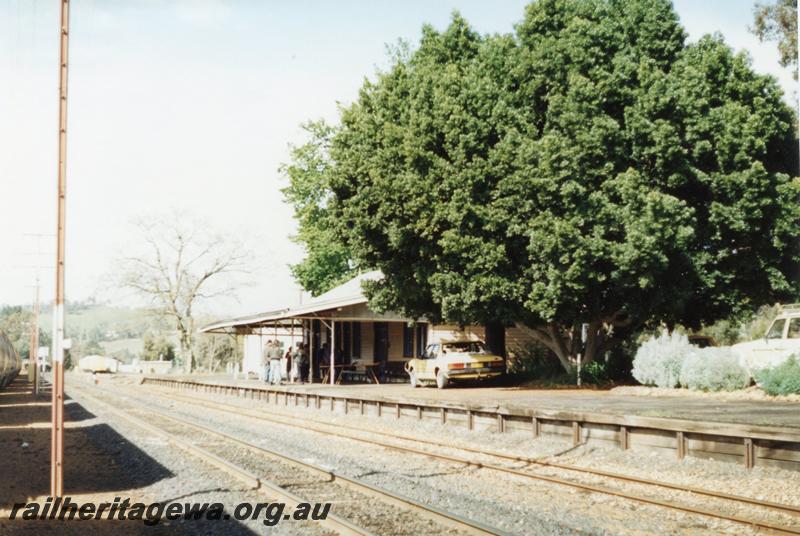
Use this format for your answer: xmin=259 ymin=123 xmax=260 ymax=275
xmin=200 ymin=271 xmax=536 ymax=383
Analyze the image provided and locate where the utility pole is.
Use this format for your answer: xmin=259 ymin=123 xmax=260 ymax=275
xmin=577 ymin=323 xmax=588 ymax=388
xmin=28 ymin=278 xmax=40 ymax=395
xmin=51 ymin=0 xmax=70 ymax=499
xmin=19 ymin=234 xmax=53 ymax=398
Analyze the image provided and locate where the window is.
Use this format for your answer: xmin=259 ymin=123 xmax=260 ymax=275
xmin=403 ymin=324 xmax=414 ymax=357
xmin=788 ymin=318 xmax=800 ymax=339
xmin=766 ymin=319 xmax=786 ymax=339
xmin=424 ymin=344 xmax=439 ymax=359
xmin=352 ymin=322 xmax=361 ymax=358
xmin=416 ymin=323 xmax=427 ymax=357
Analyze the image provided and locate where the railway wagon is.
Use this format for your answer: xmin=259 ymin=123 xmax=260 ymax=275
xmin=79 ymin=355 xmax=120 ymax=374
xmin=0 ymin=330 xmax=21 ymax=389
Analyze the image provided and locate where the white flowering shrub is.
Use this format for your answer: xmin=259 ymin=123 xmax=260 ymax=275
xmin=631 ymin=331 xmax=692 ymax=388
xmin=679 ymin=347 xmax=750 ymax=391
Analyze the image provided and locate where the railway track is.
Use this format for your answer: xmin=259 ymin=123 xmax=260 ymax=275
xmin=132 ymin=381 xmax=800 ymax=535
xmin=142 ymin=377 xmax=800 ymax=473
xmin=69 ymin=384 xmax=504 ymax=536
xmin=157 ymin=387 xmax=800 ymax=516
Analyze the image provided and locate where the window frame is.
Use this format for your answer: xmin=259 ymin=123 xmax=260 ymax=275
xmin=343 ymin=322 xmax=352 ymax=359
xmin=787 ymin=318 xmax=800 ymax=339
xmin=352 ymin=322 xmax=361 ymax=358
xmin=402 ymin=324 xmax=414 ymax=358
xmin=424 ymin=344 xmax=439 ymax=359
xmin=415 ymin=323 xmax=428 ymax=357
xmin=766 ymin=318 xmax=787 ymax=339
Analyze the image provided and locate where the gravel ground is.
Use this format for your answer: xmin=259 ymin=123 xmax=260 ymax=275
xmin=0 ymin=378 xmax=247 ymax=536
xmin=124 ymin=410 xmax=467 ymax=536
xmin=65 ymin=385 xmax=333 ymax=536
xmin=157 ymin=388 xmax=800 ymax=533
xmin=138 ymin=379 xmax=800 ymax=508
xmin=85 ymin=383 xmax=580 ymax=535
xmin=77 ymin=374 xmax=800 ymax=535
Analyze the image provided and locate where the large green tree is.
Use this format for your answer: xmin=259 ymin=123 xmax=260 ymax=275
xmin=281 ymin=121 xmax=359 ymax=296
xmin=286 ymin=0 xmax=800 ymax=371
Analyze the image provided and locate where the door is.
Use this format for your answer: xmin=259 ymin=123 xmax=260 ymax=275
xmin=418 ymin=343 xmax=438 ymax=379
xmin=787 ymin=318 xmax=800 ymax=355
xmin=754 ymin=318 xmax=789 ymax=369
xmin=373 ymin=322 xmax=389 ymax=363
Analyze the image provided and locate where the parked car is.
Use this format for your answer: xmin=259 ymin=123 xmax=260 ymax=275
xmin=404 ymin=340 xmax=505 ymax=389
xmin=732 ymin=304 xmax=800 ymax=377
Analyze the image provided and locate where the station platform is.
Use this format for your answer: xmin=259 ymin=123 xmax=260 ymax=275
xmin=155 ymin=373 xmax=800 ymax=430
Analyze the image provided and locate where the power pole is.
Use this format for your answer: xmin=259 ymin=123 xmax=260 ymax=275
xmin=28 ymin=278 xmax=40 ymax=396
xmin=51 ymin=0 xmax=70 ymax=499
xmin=19 ymin=234 xmax=53 ymax=398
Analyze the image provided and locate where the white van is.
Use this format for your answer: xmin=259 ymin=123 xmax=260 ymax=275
xmin=732 ymin=304 xmax=800 ymax=377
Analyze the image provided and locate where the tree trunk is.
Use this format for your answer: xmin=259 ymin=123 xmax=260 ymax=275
xmin=516 ymin=315 xmax=634 ymax=374
xmin=175 ymin=321 xmax=193 ymax=374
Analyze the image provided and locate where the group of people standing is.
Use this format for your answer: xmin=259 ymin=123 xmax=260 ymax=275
xmin=261 ymin=340 xmax=308 ymax=384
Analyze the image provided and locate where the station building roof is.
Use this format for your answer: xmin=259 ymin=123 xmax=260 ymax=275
xmin=199 ymin=270 xmax=411 ymax=334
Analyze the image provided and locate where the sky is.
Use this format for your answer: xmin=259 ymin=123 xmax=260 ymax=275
xmin=0 ymin=0 xmax=797 ymax=318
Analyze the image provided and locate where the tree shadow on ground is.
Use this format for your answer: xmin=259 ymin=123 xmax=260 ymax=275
xmin=0 ymin=379 xmax=256 ymax=535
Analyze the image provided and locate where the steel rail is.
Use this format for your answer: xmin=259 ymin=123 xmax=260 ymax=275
xmin=138 ymin=385 xmax=800 ymax=535
xmin=70 ymin=387 xmax=374 ymax=536
xmin=159 ymin=388 xmax=800 ymax=517
xmin=72 ymin=385 xmax=503 ymax=536
xmin=147 ymin=407 xmax=505 ymax=536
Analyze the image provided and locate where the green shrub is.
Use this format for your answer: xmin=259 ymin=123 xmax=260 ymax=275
xmin=602 ymin=336 xmax=637 ymax=382
xmin=756 ymin=356 xmax=800 ymax=396
xmin=507 ymin=343 xmax=563 ymax=381
xmin=581 ymin=361 xmax=608 ymax=384
xmin=679 ymin=347 xmax=749 ymax=391
xmin=631 ymin=331 xmax=692 ymax=388
xmin=697 ymin=319 xmax=740 ymax=346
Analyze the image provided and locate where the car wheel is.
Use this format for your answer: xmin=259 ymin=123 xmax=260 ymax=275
xmin=436 ymin=369 xmax=448 ymax=389
xmin=409 ymin=370 xmax=419 ymax=388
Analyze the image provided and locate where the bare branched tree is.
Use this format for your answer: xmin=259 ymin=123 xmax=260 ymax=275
xmin=114 ymin=214 xmax=249 ymax=373
xmin=751 ymin=0 xmax=798 ymax=79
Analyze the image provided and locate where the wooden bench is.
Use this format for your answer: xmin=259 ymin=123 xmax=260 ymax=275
xmin=373 ymin=361 xmax=408 ymax=384
xmin=338 ymin=364 xmax=381 ymax=384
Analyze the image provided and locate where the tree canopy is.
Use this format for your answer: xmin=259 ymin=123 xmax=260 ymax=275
xmin=281 ymin=121 xmax=359 ymax=296
xmin=283 ymin=0 xmax=800 ymax=371
xmin=142 ymin=332 xmax=176 ymax=361
xmin=751 ymin=0 xmax=798 ymax=79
